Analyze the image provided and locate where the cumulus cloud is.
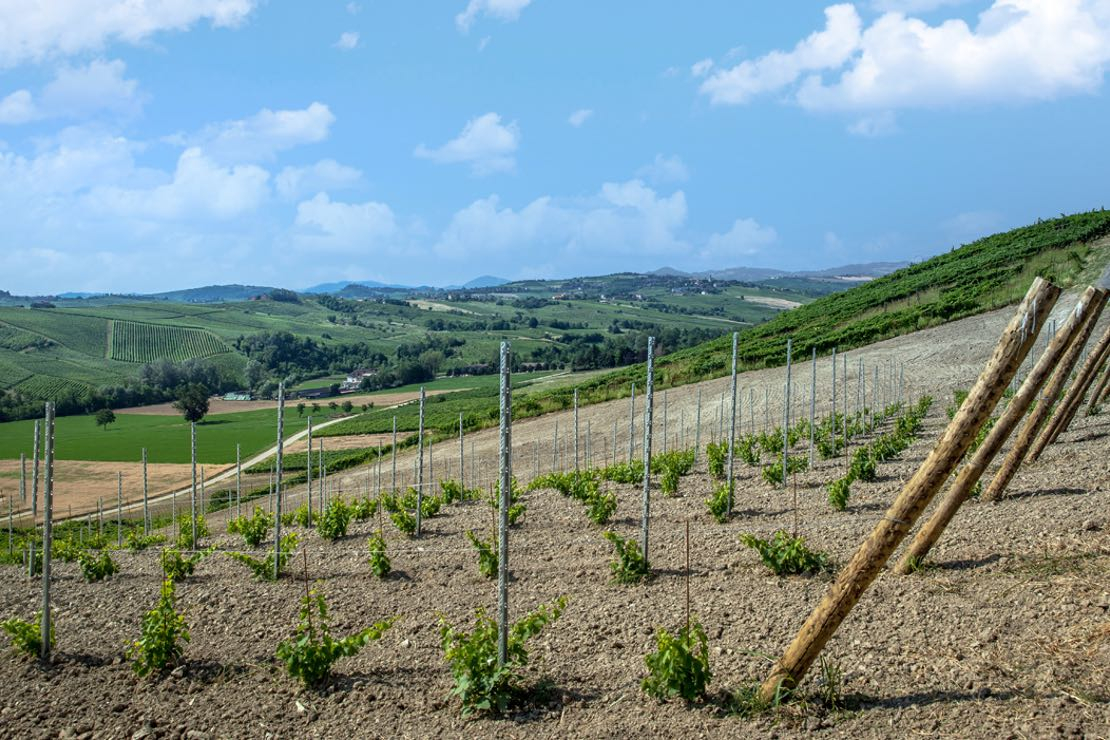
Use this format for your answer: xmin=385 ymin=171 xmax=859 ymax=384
xmin=435 ymin=178 xmax=688 ymax=262
xmin=636 ymin=154 xmax=690 ymax=185
xmin=567 ymin=108 xmax=593 ymax=127
xmin=275 ymin=159 xmax=362 ymax=200
xmin=334 ymin=31 xmax=360 ymax=50
xmin=702 ymin=218 xmax=778 ymax=260
xmin=690 ymin=58 xmax=714 ymax=77
xmin=0 ymin=0 xmax=256 ymax=68
xmin=0 ymin=59 xmax=142 ymax=124
xmin=86 ymin=147 xmax=269 ymax=220
xmin=176 ymin=102 xmax=335 ymax=163
xmin=294 ymin=192 xmax=398 ymax=252
xmin=414 ymin=112 xmax=519 ymax=175
xmin=700 ymin=1 xmax=1110 ymax=112
xmin=455 ymin=0 xmax=532 ymax=32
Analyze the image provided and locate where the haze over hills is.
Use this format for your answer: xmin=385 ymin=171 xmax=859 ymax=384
xmin=2 ymin=262 xmax=904 ymax=304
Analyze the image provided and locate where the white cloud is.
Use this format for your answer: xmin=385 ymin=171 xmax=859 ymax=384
xmin=478 ymin=35 xmax=492 ymax=51
xmin=0 ymin=0 xmax=256 ymax=68
xmin=456 ymin=0 xmax=532 ymax=33
xmin=636 ymin=153 xmax=690 ymax=185
xmin=702 ymin=218 xmax=778 ymax=260
xmin=86 ymin=147 xmax=269 ymax=221
xmin=346 ymin=2 xmax=361 ymax=14
xmin=180 ymin=102 xmax=335 ymax=163
xmin=414 ymin=112 xmax=519 ymax=175
xmin=690 ymin=58 xmax=714 ymax=77
xmin=294 ymin=192 xmax=398 ymax=252
xmin=700 ymin=1 xmax=1110 ymax=112
xmin=700 ymin=4 xmax=862 ymax=105
xmin=567 ymin=108 xmax=593 ymax=127
xmin=0 ymin=59 xmax=141 ymax=124
xmin=847 ymin=110 xmax=898 ymax=136
xmin=276 ymin=159 xmax=362 ymax=200
xmin=0 ymin=90 xmax=35 ymax=124
xmin=435 ymin=179 xmax=688 ymax=261
xmin=334 ymin=31 xmax=360 ymax=50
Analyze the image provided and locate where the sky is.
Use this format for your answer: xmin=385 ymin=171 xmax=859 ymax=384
xmin=2 ymin=0 xmax=1110 ymax=294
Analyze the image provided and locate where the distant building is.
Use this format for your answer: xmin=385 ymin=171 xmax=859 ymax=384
xmin=294 ymin=387 xmax=334 ymax=400
xmin=341 ymin=368 xmax=377 ymax=392
xmin=223 ymin=391 xmax=252 ymax=401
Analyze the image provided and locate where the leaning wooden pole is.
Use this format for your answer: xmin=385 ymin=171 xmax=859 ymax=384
xmin=758 ymin=277 xmax=1056 ymax=702
xmin=1089 ymin=363 xmax=1110 ymax=412
xmin=1030 ymin=321 xmax=1110 ymax=455
xmin=983 ymin=287 xmax=1108 ymax=501
xmin=897 ymin=283 xmax=1072 ymax=572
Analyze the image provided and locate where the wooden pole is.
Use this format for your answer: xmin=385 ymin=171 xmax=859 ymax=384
xmin=39 ymin=402 xmax=55 ymax=661
xmin=758 ymin=277 xmax=1057 ymax=702
xmin=897 ymin=285 xmax=1071 ymax=572
xmin=496 ymin=342 xmax=512 ymax=667
xmin=640 ymin=337 xmax=655 ymax=566
xmin=272 ymin=383 xmax=285 ymax=580
xmin=1087 ymin=362 xmax=1110 ymax=412
xmin=984 ymin=287 xmax=1108 ymax=500
xmin=1031 ymin=321 xmax=1110 ymax=454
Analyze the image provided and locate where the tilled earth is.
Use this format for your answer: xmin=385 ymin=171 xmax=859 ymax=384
xmin=1 ymin=400 xmax=1108 ymax=739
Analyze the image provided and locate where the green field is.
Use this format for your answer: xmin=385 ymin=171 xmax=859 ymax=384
xmin=0 ymin=406 xmax=353 ymax=465
xmin=109 ymin=320 xmax=230 ymax=363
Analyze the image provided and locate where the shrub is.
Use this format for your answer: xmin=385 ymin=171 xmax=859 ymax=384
xmin=174 ymin=513 xmax=208 ymax=549
xmin=736 ymin=436 xmax=761 ymax=466
xmin=440 ymin=596 xmax=566 ymax=717
xmin=441 ymin=479 xmax=480 ymax=504
xmin=124 ymin=531 xmax=165 ymax=552
xmin=466 ymin=531 xmax=498 ymax=579
xmin=642 ymin=621 xmax=712 ymax=702
xmin=160 ymin=547 xmax=213 ymax=581
xmin=705 ymin=442 xmax=727 ymax=479
xmin=603 ymin=530 xmax=649 ymax=584
xmin=826 ymin=477 xmax=852 ymax=511
xmin=390 ymin=508 xmax=417 ymax=537
xmin=705 ymin=482 xmax=731 ymax=524
xmin=76 ymin=549 xmax=118 ymax=582
xmin=367 ymin=532 xmax=391 ymax=578
xmin=660 ymin=466 xmax=681 ymax=496
xmin=849 ymin=448 xmax=877 ymax=482
xmin=740 ymin=530 xmax=829 ymax=576
xmin=316 ymin=499 xmax=352 ymax=541
xmin=128 ymin=578 xmax=189 ymax=676
xmin=1 ymin=613 xmax=51 ymax=658
xmin=597 ymin=461 xmax=640 ymax=484
xmin=275 ymin=588 xmax=395 ymax=688
xmin=227 ymin=533 xmax=299 ymax=581
xmin=227 ymin=506 xmax=270 ymax=548
xmin=585 ymin=490 xmax=617 ymax=525
xmin=351 ymin=496 xmax=376 ymax=521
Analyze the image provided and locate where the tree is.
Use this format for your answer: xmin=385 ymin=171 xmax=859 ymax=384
xmin=95 ymin=408 xmax=116 ymax=430
xmin=173 ymin=384 xmax=210 ymax=423
xmin=341 ymin=400 xmax=353 ymax=413
xmin=297 ymin=402 xmax=306 ymax=417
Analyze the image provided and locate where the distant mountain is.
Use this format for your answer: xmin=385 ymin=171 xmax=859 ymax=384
xmin=461 ymin=275 xmax=509 ymax=289
xmin=56 ymin=291 xmax=108 ymax=299
xmin=795 ymin=262 xmax=908 ymax=278
xmin=656 ymin=261 xmax=909 ymax=282
xmin=149 ymin=284 xmax=277 ymax=302
xmin=301 ymin=279 xmax=399 ymax=294
xmin=695 ymin=266 xmax=789 ymax=281
xmin=649 ymin=267 xmax=690 ymax=278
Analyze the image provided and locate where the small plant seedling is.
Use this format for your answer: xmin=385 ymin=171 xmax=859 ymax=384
xmin=227 ymin=533 xmax=299 ymax=581
xmin=390 ymin=508 xmax=417 ymax=537
xmin=740 ymin=530 xmax=829 ymax=576
xmin=597 ymin=461 xmax=640 ymax=484
xmin=585 ymin=490 xmax=617 ymax=525
xmin=466 ymin=531 xmax=498 ymax=579
xmin=814 ymin=655 xmax=843 ymax=710
xmin=76 ymin=548 xmax=119 ymax=582
xmin=1 ymin=613 xmax=52 ymax=658
xmin=441 ymin=479 xmax=480 ymax=504
xmin=440 ymin=596 xmax=566 ymax=717
xmin=124 ymin=531 xmax=166 ymax=552
xmin=174 ymin=514 xmax=209 ymax=550
xmin=642 ymin=620 xmax=712 ymax=703
xmin=161 ymin=547 xmax=214 ymax=581
xmin=660 ymin=465 xmax=681 ymax=496
xmin=367 ymin=532 xmax=391 ymax=578
xmin=849 ymin=448 xmax=877 ymax=482
xmin=826 ymin=476 xmax=852 ymax=511
xmin=128 ymin=578 xmax=189 ymax=677
xmin=705 ymin=482 xmax=731 ymax=524
xmin=705 ymin=442 xmax=727 ymax=479
xmin=275 ymin=587 xmax=395 ymax=688
xmin=350 ymin=496 xmax=376 ymax=521
xmin=316 ymin=499 xmax=353 ymax=541
xmin=227 ymin=506 xmax=270 ymax=548
xmin=603 ymin=530 xmax=650 ymax=584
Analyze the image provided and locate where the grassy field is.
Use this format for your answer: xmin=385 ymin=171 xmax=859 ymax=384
xmin=0 ymin=405 xmax=352 ymax=465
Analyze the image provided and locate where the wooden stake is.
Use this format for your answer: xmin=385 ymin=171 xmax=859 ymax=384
xmin=984 ymin=287 xmax=1108 ymax=500
xmin=1032 ymin=320 xmax=1110 ymax=454
xmin=758 ymin=277 xmax=1057 ymax=702
xmin=897 ymin=285 xmax=1073 ymax=571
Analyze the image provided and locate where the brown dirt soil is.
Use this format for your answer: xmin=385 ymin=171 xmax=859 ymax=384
xmin=1 ymin=292 xmax=1108 ymax=737
xmin=284 ymin=433 xmax=409 ymax=455
xmin=0 ymin=460 xmax=196 ymax=522
xmin=118 ymin=390 xmax=450 ymax=416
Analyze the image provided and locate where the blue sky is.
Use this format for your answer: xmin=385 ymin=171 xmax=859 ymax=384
xmin=2 ymin=0 xmax=1109 ymax=294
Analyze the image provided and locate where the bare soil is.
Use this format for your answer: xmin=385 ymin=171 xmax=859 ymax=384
xmin=1 ymin=294 xmax=1108 ymax=738
xmin=117 ymin=390 xmax=447 ymax=417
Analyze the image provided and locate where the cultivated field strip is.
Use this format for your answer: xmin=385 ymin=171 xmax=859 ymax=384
xmin=109 ymin=320 xmax=230 ymax=364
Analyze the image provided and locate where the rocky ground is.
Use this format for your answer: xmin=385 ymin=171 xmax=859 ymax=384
xmin=1 ymin=296 xmax=1108 ymax=739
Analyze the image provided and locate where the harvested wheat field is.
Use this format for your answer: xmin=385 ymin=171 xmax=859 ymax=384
xmin=1 ymin=298 xmax=1108 ymax=739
